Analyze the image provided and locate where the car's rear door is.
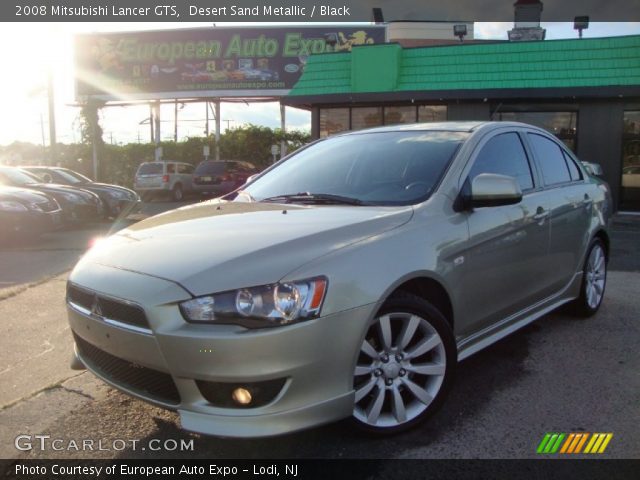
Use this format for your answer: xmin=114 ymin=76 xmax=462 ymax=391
xmin=459 ymin=129 xmax=552 ymax=336
xmin=524 ymin=132 xmax=592 ymax=291
xmin=135 ymin=163 xmax=164 ymax=190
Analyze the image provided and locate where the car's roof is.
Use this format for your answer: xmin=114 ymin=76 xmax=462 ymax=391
xmin=140 ymin=161 xmax=190 ymax=165
xmin=21 ymin=166 xmax=64 ymax=171
xmin=339 ymin=121 xmax=542 ymax=135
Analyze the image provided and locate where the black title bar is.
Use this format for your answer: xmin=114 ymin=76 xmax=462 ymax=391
xmin=2 ymin=459 xmax=640 ymax=480
xmin=3 ymin=0 xmax=640 ymax=22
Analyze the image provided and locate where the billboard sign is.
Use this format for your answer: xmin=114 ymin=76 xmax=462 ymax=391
xmin=75 ymin=26 xmax=385 ymax=101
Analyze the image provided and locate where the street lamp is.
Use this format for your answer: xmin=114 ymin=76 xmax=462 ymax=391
xmin=453 ymin=24 xmax=468 ymax=43
xmin=574 ymin=16 xmax=589 ymax=39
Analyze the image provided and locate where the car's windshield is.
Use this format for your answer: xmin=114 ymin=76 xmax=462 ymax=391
xmin=243 ymin=130 xmax=468 ymax=206
xmin=58 ymin=169 xmax=91 ymax=183
xmin=0 ymin=168 xmax=40 ymax=186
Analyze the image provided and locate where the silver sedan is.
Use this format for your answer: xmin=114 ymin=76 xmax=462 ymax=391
xmin=66 ymin=122 xmax=611 ymax=437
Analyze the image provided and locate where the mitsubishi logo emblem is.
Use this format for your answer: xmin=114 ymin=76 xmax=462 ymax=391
xmin=91 ymin=295 xmax=102 ymax=317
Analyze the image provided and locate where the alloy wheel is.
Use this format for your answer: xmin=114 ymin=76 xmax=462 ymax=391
xmin=353 ymin=312 xmax=446 ymax=428
xmin=585 ymin=243 xmax=606 ymax=309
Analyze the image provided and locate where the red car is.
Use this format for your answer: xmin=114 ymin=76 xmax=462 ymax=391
xmin=193 ymin=160 xmax=258 ymax=197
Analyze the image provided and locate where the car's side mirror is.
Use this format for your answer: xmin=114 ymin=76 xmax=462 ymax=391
xmin=469 ymin=173 xmax=523 ymax=208
xmin=581 ymin=161 xmax=604 ymax=177
xmin=43 ymin=173 xmax=53 ymax=183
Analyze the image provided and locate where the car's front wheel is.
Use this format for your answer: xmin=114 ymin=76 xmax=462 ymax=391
xmin=351 ymin=292 xmax=456 ymax=434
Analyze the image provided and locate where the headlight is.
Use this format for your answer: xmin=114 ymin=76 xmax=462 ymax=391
xmin=59 ymin=192 xmax=81 ymax=202
xmin=179 ymin=276 xmax=327 ymax=328
xmin=108 ymin=190 xmax=128 ymax=200
xmin=0 ymin=200 xmax=28 ymax=212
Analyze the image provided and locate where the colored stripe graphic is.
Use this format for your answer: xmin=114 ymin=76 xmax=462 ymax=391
xmin=537 ymin=433 xmax=565 ymax=454
xmin=584 ymin=433 xmax=614 ymax=454
xmin=539 ymin=433 xmax=613 ymax=454
xmin=537 ymin=433 xmax=552 ymax=453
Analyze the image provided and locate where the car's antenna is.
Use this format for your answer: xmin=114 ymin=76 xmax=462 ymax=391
xmin=490 ymin=102 xmax=503 ymax=121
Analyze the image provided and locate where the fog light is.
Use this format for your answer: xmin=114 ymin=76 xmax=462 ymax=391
xmin=232 ymin=387 xmax=252 ymax=405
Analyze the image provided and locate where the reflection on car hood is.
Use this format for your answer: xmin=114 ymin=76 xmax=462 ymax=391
xmin=0 ymin=186 xmax=53 ymax=203
xmin=26 ymin=183 xmax=97 ymax=201
xmin=85 ymin=183 xmax=136 ymax=195
xmin=79 ymin=200 xmax=413 ymax=296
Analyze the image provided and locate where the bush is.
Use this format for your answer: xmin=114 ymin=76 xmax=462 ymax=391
xmin=1 ymin=125 xmax=310 ymax=187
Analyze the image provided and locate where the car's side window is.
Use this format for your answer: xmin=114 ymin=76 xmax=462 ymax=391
xmin=562 ymin=150 xmax=583 ymax=181
xmin=468 ymin=132 xmax=534 ymax=191
xmin=166 ymin=164 xmax=176 ymax=174
xmin=527 ymin=134 xmax=572 ymax=186
xmin=178 ymin=164 xmax=193 ymax=174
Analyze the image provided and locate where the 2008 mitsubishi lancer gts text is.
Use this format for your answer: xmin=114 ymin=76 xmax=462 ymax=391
xmin=66 ymin=122 xmax=611 ymax=437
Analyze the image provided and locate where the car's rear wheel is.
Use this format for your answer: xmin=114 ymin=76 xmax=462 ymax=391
xmin=172 ymin=184 xmax=183 ymax=202
xmin=571 ymin=238 xmax=607 ymax=317
xmin=351 ymin=292 xmax=456 ymax=434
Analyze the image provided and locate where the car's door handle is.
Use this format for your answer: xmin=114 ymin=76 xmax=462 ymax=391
xmin=583 ymin=194 xmax=593 ymax=205
xmin=533 ymin=208 xmax=549 ymax=221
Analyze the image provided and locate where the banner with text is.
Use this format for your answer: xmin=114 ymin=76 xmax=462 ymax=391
xmin=75 ymin=26 xmax=385 ymax=100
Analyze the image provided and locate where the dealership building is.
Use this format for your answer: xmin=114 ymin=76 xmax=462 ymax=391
xmin=284 ymin=34 xmax=640 ymax=211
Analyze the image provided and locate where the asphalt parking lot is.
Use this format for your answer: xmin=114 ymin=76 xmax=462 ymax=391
xmin=0 ymin=205 xmax=638 ymax=460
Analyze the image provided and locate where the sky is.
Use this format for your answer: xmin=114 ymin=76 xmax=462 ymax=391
xmin=0 ymin=21 xmax=638 ymax=147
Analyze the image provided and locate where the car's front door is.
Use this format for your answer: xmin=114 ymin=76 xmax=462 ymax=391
xmin=459 ymin=130 xmax=551 ymax=337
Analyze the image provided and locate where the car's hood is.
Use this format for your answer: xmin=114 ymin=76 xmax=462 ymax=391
xmin=79 ymin=200 xmax=413 ymax=296
xmin=0 ymin=186 xmax=52 ymax=203
xmin=83 ymin=183 xmax=136 ymax=196
xmin=26 ymin=183 xmax=96 ymax=202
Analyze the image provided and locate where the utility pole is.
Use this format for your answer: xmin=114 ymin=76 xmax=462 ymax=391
xmin=205 ymin=101 xmax=209 ymax=137
xmin=174 ymin=100 xmax=178 ymax=142
xmin=214 ymin=99 xmax=221 ymax=161
xmin=47 ymin=71 xmax=57 ymax=165
xmin=280 ymin=103 xmax=287 ymax=159
xmin=149 ymin=103 xmax=154 ymax=143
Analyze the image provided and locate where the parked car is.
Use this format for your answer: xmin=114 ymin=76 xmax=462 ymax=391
xmin=622 ymin=165 xmax=640 ymax=188
xmin=134 ymin=161 xmax=194 ymax=201
xmin=22 ymin=166 xmax=139 ymax=218
xmin=0 ymin=186 xmax=62 ymax=242
xmin=193 ymin=160 xmax=258 ymax=197
xmin=67 ymin=122 xmax=611 ymax=438
xmin=241 ymin=69 xmax=280 ymax=81
xmin=0 ymin=167 xmax=103 ymax=224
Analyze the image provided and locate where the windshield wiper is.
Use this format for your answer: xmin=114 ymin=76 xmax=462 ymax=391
xmin=260 ymin=192 xmax=367 ymax=206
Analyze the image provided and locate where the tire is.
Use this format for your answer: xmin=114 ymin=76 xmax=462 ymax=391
xmin=171 ymin=184 xmax=183 ymax=202
xmin=570 ymin=238 xmax=607 ymax=317
xmin=350 ymin=292 xmax=456 ymax=435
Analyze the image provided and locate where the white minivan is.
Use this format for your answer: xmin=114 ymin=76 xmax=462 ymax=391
xmin=134 ymin=161 xmax=194 ymax=201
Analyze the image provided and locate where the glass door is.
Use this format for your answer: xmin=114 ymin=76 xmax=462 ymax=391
xmin=622 ymin=111 xmax=640 ymax=211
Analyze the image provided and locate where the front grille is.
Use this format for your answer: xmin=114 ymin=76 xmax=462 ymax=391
xmin=74 ymin=333 xmax=180 ymax=406
xmin=67 ymin=283 xmax=150 ymax=330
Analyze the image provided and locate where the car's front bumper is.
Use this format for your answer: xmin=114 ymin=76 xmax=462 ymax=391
xmin=67 ymin=263 xmax=375 ymax=437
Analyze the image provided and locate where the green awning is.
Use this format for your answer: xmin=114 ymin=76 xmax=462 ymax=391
xmin=289 ymin=35 xmax=640 ymax=98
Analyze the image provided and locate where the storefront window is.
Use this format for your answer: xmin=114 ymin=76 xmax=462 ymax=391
xmin=621 ymin=111 xmax=640 ymax=211
xmin=351 ymin=107 xmax=383 ymax=130
xmin=497 ymin=111 xmax=577 ymax=151
xmin=319 ymin=108 xmax=349 ymax=138
xmin=384 ymin=106 xmax=417 ymax=125
xmin=418 ymin=105 xmax=447 ymax=123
